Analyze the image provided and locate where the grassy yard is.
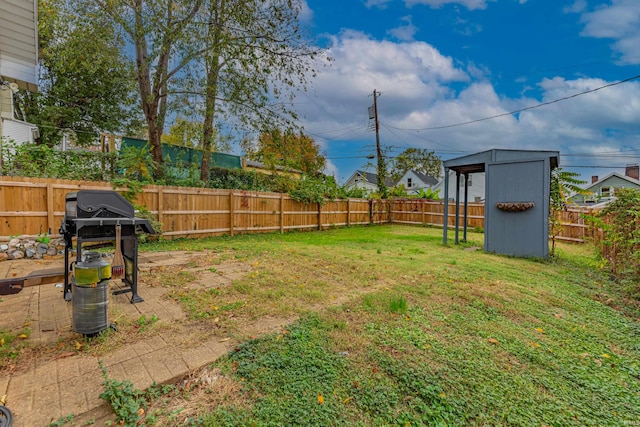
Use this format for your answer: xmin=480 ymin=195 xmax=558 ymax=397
xmin=122 ymin=226 xmax=638 ymax=426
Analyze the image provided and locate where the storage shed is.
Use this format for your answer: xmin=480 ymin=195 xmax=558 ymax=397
xmin=443 ymin=149 xmax=559 ymax=258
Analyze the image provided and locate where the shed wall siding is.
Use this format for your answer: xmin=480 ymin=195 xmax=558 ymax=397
xmin=0 ymin=0 xmax=38 ymax=87
xmin=485 ymin=159 xmax=549 ymax=258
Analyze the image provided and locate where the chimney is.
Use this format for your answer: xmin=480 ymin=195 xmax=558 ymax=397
xmin=625 ymin=164 xmax=639 ymax=181
xmin=591 ymin=175 xmax=599 ymax=184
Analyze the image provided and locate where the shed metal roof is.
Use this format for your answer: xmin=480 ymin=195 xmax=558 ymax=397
xmin=443 ymin=149 xmax=559 ymax=173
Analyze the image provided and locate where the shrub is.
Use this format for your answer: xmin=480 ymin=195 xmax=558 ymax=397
xmin=597 ymin=188 xmax=640 ymax=291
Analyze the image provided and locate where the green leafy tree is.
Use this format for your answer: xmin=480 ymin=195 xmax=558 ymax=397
xmin=389 ymin=148 xmax=443 ymax=183
xmin=245 ymin=129 xmax=326 ymax=175
xmin=15 ymin=0 xmax=141 ymax=147
xmin=162 ymin=118 xmax=203 ymax=148
xmin=91 ymin=0 xmax=205 ymax=177
xmin=195 ymin=0 xmax=325 ymax=180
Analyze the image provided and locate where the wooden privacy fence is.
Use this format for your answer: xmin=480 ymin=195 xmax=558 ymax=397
xmin=0 ymin=176 xmax=597 ymax=242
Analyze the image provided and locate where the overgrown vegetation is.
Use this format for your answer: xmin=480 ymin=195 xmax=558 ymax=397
xmin=0 ymin=140 xmax=118 ymax=180
xmin=595 ymin=188 xmax=640 ymax=293
xmin=1 ymin=141 xmax=370 ymax=204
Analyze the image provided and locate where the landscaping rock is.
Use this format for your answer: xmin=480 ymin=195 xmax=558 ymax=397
xmin=37 ymin=243 xmax=49 ymax=254
xmin=0 ymin=244 xmax=8 ymax=251
xmin=10 ymin=250 xmax=24 ymax=259
xmin=47 ymin=247 xmax=58 ymax=256
xmin=0 ymin=252 xmax=8 ymax=261
xmin=8 ymin=238 xmax=20 ymax=247
xmin=25 ymin=247 xmax=36 ymax=258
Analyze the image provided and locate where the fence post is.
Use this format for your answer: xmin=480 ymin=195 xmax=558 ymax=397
xmin=369 ymin=199 xmax=373 ymax=224
xmin=157 ymin=187 xmax=164 ymax=230
xmin=280 ymin=193 xmax=284 ymax=234
xmin=46 ymin=183 xmax=54 ymax=234
xmin=318 ymin=202 xmax=322 ymax=231
xmin=229 ymin=192 xmax=235 ymax=237
xmin=346 ymin=199 xmax=351 ymax=227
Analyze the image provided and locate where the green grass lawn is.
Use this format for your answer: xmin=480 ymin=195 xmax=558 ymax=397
xmin=141 ymin=225 xmax=639 ymax=427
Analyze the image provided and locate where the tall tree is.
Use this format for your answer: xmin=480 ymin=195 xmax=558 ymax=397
xmin=91 ymin=0 xmax=205 ymax=177
xmin=15 ymin=0 xmax=141 ymax=147
xmin=195 ymin=0 xmax=324 ymax=180
xmin=389 ymin=148 xmax=443 ymax=183
xmin=245 ymin=128 xmax=326 ymax=175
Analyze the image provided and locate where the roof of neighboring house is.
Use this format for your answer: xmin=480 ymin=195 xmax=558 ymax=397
xmin=407 ymin=171 xmax=438 ymax=186
xmin=583 ymin=172 xmax=640 ymax=191
xmin=349 ymin=170 xmax=395 ymax=187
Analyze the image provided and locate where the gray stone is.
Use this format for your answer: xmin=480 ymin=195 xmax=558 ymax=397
xmin=37 ymin=243 xmax=49 ymax=254
xmin=8 ymin=238 xmax=19 ymax=247
xmin=25 ymin=247 xmax=36 ymax=258
xmin=47 ymin=247 xmax=58 ymax=256
xmin=10 ymin=250 xmax=24 ymax=259
xmin=0 ymin=244 xmax=8 ymax=251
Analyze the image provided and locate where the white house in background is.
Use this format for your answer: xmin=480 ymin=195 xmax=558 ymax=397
xmin=344 ymin=170 xmax=395 ymax=193
xmin=395 ymin=170 xmax=438 ymax=194
xmin=1 ymin=85 xmax=38 ymax=145
xmin=570 ymin=164 xmax=640 ymax=206
xmin=1 ymin=0 xmax=39 ymax=149
xmin=432 ymin=170 xmax=486 ymax=202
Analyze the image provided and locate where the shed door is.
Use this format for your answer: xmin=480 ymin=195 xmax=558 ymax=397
xmin=485 ymin=159 xmax=548 ymax=258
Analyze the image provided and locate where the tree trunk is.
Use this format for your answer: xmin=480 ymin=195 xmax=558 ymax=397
xmin=200 ymin=0 xmax=225 ymax=182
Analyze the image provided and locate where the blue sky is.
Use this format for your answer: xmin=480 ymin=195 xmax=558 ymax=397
xmin=289 ymin=0 xmax=640 ymax=185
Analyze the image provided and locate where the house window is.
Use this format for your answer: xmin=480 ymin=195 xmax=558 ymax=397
xmin=407 ymin=178 xmax=412 ymax=188
xmin=601 ymin=187 xmax=613 ymax=197
xmin=460 ymin=175 xmax=472 ymax=187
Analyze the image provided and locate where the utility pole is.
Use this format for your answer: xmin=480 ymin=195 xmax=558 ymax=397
xmin=372 ymin=89 xmax=387 ymax=197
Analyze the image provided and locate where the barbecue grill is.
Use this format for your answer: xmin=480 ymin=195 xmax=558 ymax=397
xmin=60 ymin=190 xmax=155 ymax=304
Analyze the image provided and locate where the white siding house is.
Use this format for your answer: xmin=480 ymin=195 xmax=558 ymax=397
xmin=344 ymin=170 xmax=395 ymax=193
xmin=396 ymin=170 xmax=438 ymax=194
xmin=570 ymin=166 xmax=640 ymax=205
xmin=432 ymin=170 xmax=485 ymax=202
xmin=0 ymin=0 xmax=39 ymax=91
xmin=1 ymin=0 xmax=39 ymax=152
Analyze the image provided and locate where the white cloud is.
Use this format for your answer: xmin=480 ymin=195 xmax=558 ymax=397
xmin=364 ymin=0 xmax=393 ymax=9
xmin=563 ymin=0 xmax=586 ymax=14
xmin=294 ymin=32 xmax=640 ymax=180
xmin=300 ymin=30 xmax=468 ymax=122
xmin=579 ymin=0 xmax=640 ymax=64
xmin=387 ymin=15 xmax=418 ymax=41
xmin=406 ymin=0 xmax=492 ymax=10
xmin=298 ymin=0 xmax=313 ymax=23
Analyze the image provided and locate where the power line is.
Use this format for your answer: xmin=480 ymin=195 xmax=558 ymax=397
xmin=387 ymin=74 xmax=640 ymax=132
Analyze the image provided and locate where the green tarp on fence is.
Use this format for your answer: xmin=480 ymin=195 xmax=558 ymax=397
xmin=121 ymin=137 xmax=242 ymax=169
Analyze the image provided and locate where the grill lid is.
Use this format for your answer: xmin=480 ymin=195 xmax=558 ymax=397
xmin=67 ymin=190 xmax=135 ymax=219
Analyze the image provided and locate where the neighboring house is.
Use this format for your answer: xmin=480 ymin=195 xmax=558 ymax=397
xmin=0 ymin=86 xmax=38 ymax=145
xmin=1 ymin=0 xmax=39 ymax=152
xmin=396 ymin=170 xmax=438 ymax=194
xmin=570 ymin=164 xmax=640 ymax=205
xmin=431 ymin=170 xmax=486 ymax=202
xmin=344 ymin=170 xmax=395 ymax=193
